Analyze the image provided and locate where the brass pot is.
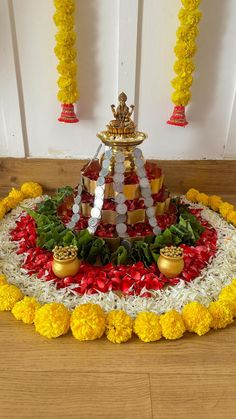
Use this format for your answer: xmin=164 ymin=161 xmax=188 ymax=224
xmin=52 ymin=255 xmax=81 ymax=279
xmin=157 ymin=250 xmax=184 ymax=278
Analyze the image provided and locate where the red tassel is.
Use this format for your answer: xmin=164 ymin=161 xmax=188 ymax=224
xmin=167 ymin=106 xmax=188 ymax=127
xmin=58 ymin=103 xmax=79 ymax=123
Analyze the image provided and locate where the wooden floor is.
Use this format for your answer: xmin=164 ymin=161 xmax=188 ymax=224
xmin=0 ymin=313 xmax=236 ymax=419
xmin=1 ymin=165 xmax=236 ymax=418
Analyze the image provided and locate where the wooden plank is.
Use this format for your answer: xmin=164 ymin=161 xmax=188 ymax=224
xmin=1 ymin=313 xmax=236 ymax=375
xmin=0 ymin=158 xmax=236 ymax=197
xmin=0 ymin=370 xmax=152 ymax=419
xmin=150 ymin=373 xmax=236 ymax=419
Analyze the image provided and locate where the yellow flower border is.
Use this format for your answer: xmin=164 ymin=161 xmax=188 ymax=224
xmin=1 ymin=273 xmax=236 ymax=343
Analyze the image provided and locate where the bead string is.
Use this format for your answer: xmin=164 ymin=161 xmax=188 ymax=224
xmin=134 ymin=147 xmax=161 ymax=236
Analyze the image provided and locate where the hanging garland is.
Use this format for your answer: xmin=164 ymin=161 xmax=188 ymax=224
xmin=53 ymin=0 xmax=79 ymax=123
xmin=167 ymin=0 xmax=202 ymax=127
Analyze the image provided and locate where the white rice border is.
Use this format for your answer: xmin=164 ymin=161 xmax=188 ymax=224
xmin=0 ymin=196 xmax=236 ymax=318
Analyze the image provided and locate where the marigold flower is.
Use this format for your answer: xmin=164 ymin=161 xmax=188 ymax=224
xmin=208 ymin=195 xmax=223 ymax=212
xmin=0 ymin=284 xmax=23 ymax=311
xmin=186 ymin=188 xmax=199 ymax=202
xmin=219 ymin=202 xmax=234 ymax=219
xmin=57 ymin=62 xmax=77 ymax=77
xmin=182 ymin=302 xmax=212 ymax=335
xmin=54 ymin=0 xmax=75 ymax=14
xmin=70 ymin=304 xmax=105 ymax=341
xmin=226 ymin=210 xmax=236 ymax=227
xmin=219 ymin=286 xmax=236 ymax=316
xmin=0 ymin=274 xmax=7 ymax=286
xmin=172 ymin=90 xmax=191 ymax=106
xmin=134 ymin=312 xmax=162 ymax=342
xmin=208 ymin=300 xmax=233 ymax=329
xmin=172 ymin=75 xmax=193 ymax=90
xmin=174 ymin=39 xmax=197 ymax=59
xmin=1 ymin=197 xmax=18 ymax=212
xmin=0 ymin=203 xmax=6 ymax=219
xmin=12 ymin=296 xmax=41 ymax=324
xmin=174 ymin=59 xmax=195 ymax=76
xmin=34 ymin=303 xmax=70 ymax=338
xmin=105 ymin=310 xmax=133 ymax=343
xmin=8 ymin=188 xmax=25 ymax=205
xmin=159 ymin=310 xmax=186 ymax=340
xmin=178 ymin=8 xmax=202 ymax=26
xmin=181 ymin=0 xmax=201 ymax=11
xmin=196 ymin=192 xmax=209 ymax=206
xmin=21 ymin=182 xmax=43 ymax=198
xmin=177 ymin=25 xmax=199 ymax=40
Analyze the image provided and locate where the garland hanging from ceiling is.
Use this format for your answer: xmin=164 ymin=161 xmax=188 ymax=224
xmin=167 ymin=0 xmax=202 ymax=127
xmin=53 ymin=0 xmax=79 ymax=123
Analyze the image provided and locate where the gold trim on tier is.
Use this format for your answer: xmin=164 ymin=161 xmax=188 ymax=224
xmin=82 ymin=174 xmax=164 ymax=200
xmin=80 ymin=198 xmax=170 ymax=224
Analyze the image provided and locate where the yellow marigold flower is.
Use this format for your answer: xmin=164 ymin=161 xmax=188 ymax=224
xmin=196 ymin=192 xmax=209 ymax=206
xmin=219 ymin=286 xmax=236 ymax=316
xmin=174 ymin=59 xmax=195 ymax=76
xmin=208 ymin=195 xmax=223 ymax=212
xmin=57 ymin=62 xmax=77 ymax=77
xmin=54 ymin=0 xmax=75 ymax=14
xmin=12 ymin=296 xmax=41 ymax=324
xmin=54 ymin=45 xmax=77 ymax=62
xmin=177 ymin=25 xmax=199 ymax=41
xmin=231 ymin=279 xmax=236 ymax=288
xmin=178 ymin=8 xmax=202 ymax=26
xmin=21 ymin=182 xmax=43 ymax=198
xmin=208 ymin=300 xmax=233 ymax=329
xmin=8 ymin=188 xmax=25 ymax=205
xmin=219 ymin=202 xmax=234 ymax=219
xmin=182 ymin=302 xmax=212 ymax=336
xmin=105 ymin=310 xmax=133 ymax=344
xmin=186 ymin=188 xmax=199 ymax=202
xmin=181 ymin=0 xmax=201 ymax=11
xmin=58 ymin=76 xmax=76 ymax=89
xmin=226 ymin=210 xmax=236 ymax=227
xmin=0 ymin=274 xmax=7 ymax=286
xmin=0 ymin=284 xmax=23 ymax=311
xmin=159 ymin=310 xmax=186 ymax=340
xmin=1 ymin=196 xmax=18 ymax=211
xmin=34 ymin=303 xmax=70 ymax=338
xmin=0 ymin=203 xmax=6 ymax=219
xmin=172 ymin=75 xmax=193 ymax=90
xmin=70 ymin=304 xmax=105 ymax=341
xmin=58 ymin=87 xmax=79 ymax=104
xmin=133 ymin=312 xmax=162 ymax=342
xmin=172 ymin=90 xmax=191 ymax=106
xmin=174 ymin=39 xmax=197 ymax=59
xmin=53 ymin=12 xmax=74 ymax=30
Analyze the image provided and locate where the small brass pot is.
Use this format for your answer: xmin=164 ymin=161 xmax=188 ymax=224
xmin=157 ymin=250 xmax=184 ymax=278
xmin=52 ymin=255 xmax=81 ymax=279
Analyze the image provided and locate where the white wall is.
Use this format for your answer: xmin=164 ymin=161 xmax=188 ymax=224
xmin=0 ymin=0 xmax=236 ymax=159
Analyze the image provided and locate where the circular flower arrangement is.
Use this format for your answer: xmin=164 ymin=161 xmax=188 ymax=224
xmin=0 ymin=183 xmax=236 ymax=343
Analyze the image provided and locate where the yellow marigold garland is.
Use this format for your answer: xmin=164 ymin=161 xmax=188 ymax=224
xmin=70 ymin=303 xmax=105 ymax=341
xmin=182 ymin=301 xmax=212 ymax=336
xmin=105 ymin=310 xmax=133 ymax=343
xmin=1 ymin=274 xmax=236 ymax=341
xmin=159 ymin=310 xmax=186 ymax=340
xmin=12 ymin=296 xmax=41 ymax=324
xmin=0 ymin=182 xmax=43 ymax=221
xmin=0 ymin=284 xmax=23 ymax=311
xmin=34 ymin=303 xmax=70 ymax=338
xmin=167 ymin=0 xmax=202 ymax=127
xmin=133 ymin=312 xmax=162 ymax=342
xmin=186 ymin=189 xmax=236 ymax=227
xmin=54 ymin=0 xmax=79 ymax=123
